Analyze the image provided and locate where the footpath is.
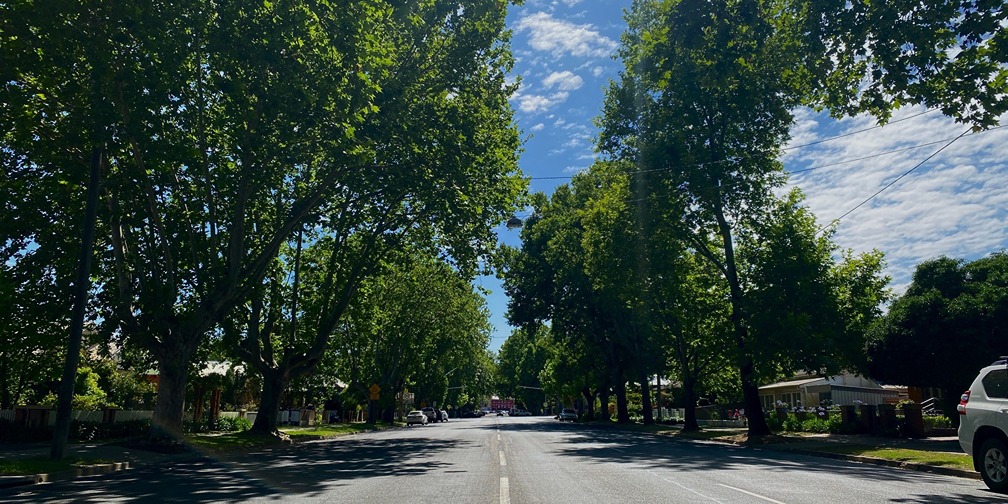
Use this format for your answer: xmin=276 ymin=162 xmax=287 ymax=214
xmin=0 ymin=427 xmax=976 ymax=489
xmin=0 ymin=441 xmax=200 ymax=489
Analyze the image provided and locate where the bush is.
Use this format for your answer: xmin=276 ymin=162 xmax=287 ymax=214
xmin=184 ymin=415 xmax=252 ymax=433
xmin=70 ymin=419 xmax=151 ymax=441
xmin=800 ymin=417 xmax=831 ymax=433
xmin=923 ymin=415 xmax=952 ymax=430
xmin=0 ymin=420 xmax=52 ymax=443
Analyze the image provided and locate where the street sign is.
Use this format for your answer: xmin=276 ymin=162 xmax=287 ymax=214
xmin=369 ymin=383 xmax=381 ymax=400
xmin=403 ymin=392 xmax=414 ymax=403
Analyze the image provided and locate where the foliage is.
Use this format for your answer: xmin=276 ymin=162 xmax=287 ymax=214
xmin=497 ymin=325 xmax=549 ymax=413
xmin=924 ymin=415 xmax=953 ymax=430
xmin=867 ymin=252 xmax=1008 ymax=394
xmin=184 ymin=415 xmax=251 ymax=434
xmin=70 ymin=419 xmax=152 ymax=442
xmin=40 ymin=366 xmax=113 ymax=410
xmin=800 ymin=0 xmax=1008 ymax=128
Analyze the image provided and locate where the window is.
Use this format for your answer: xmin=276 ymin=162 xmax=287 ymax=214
xmin=983 ymin=369 xmax=1008 ymax=399
xmin=761 ymin=395 xmax=774 ymax=410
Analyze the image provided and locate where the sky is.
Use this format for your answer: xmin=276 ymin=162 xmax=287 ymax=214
xmin=481 ymin=0 xmax=1008 ymax=354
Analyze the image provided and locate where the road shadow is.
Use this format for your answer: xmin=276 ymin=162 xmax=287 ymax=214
xmin=0 ymin=432 xmax=473 ymax=503
xmin=534 ymin=426 xmax=1008 ymax=503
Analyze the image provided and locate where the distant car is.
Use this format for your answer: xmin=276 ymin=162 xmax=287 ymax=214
xmin=440 ymin=410 xmax=449 ymax=422
xmin=512 ymin=409 xmax=531 ymax=416
xmin=497 ymin=410 xmax=506 ymax=416
xmin=406 ymin=410 xmax=428 ymax=426
xmin=559 ymin=409 xmax=577 ymax=421
xmin=958 ymin=357 xmax=1008 ymax=492
xmin=422 ymin=407 xmax=437 ymax=423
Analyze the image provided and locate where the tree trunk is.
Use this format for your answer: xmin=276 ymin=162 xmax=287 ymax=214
xmin=712 ymin=202 xmax=770 ymax=437
xmin=640 ymin=373 xmax=653 ymax=424
xmin=150 ymin=356 xmax=191 ymax=440
xmin=1 ymin=358 xmax=10 ymax=410
xmin=597 ymin=381 xmax=611 ymax=422
xmin=51 ymin=147 xmax=101 ymax=459
xmin=682 ymin=375 xmax=699 ymax=432
xmin=580 ymin=386 xmax=594 ymax=419
xmin=615 ymin=375 xmax=629 ymax=424
xmin=251 ymin=370 xmax=287 ymax=435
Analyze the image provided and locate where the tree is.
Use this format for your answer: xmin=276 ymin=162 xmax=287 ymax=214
xmin=601 ymin=0 xmax=804 ymax=436
xmin=801 ymin=0 xmax=1008 ymax=128
xmin=600 ymin=0 xmax=895 ymax=436
xmin=497 ymin=325 xmax=549 ymax=413
xmin=288 ymin=240 xmax=495 ymax=425
xmin=868 ymin=253 xmax=1008 ymax=415
xmin=4 ymin=0 xmax=524 ymax=440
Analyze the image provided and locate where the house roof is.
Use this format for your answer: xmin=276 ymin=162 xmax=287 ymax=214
xmin=759 ymin=377 xmax=826 ymax=390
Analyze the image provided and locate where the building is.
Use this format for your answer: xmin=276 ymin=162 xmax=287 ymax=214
xmin=759 ymin=373 xmax=899 ymax=410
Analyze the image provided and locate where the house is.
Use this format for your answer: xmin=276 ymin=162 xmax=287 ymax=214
xmin=759 ymin=373 xmax=899 ymax=410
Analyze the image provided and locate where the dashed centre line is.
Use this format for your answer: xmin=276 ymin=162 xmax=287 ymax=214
xmin=499 ymin=450 xmax=507 ymax=466
xmin=500 ymin=477 xmax=510 ymax=504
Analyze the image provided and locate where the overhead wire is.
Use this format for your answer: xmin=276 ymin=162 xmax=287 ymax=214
xmin=815 ymin=128 xmax=973 ymax=234
xmin=524 ymin=107 xmax=944 ymax=182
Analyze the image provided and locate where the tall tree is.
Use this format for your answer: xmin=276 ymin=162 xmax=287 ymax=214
xmin=868 ymin=252 xmax=1008 ymax=416
xmin=601 ymin=0 xmax=803 ymax=435
xmin=5 ymin=0 xmax=523 ymax=440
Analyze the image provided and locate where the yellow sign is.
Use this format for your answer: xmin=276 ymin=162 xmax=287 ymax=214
xmin=369 ymin=383 xmax=381 ymax=400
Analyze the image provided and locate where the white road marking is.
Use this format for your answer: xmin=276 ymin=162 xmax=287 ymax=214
xmin=718 ymin=484 xmax=787 ymax=504
xmin=499 ymin=450 xmax=507 ymax=466
xmin=500 ymin=477 xmax=510 ymax=504
xmin=650 ymin=472 xmax=726 ymax=503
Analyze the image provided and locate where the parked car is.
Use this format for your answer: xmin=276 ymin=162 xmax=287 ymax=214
xmin=958 ymin=357 xmax=1008 ymax=492
xmin=440 ymin=410 xmax=449 ymax=422
xmin=422 ymin=407 xmax=438 ymax=423
xmin=512 ymin=409 xmax=531 ymax=416
xmin=559 ymin=408 xmax=577 ymax=421
xmin=406 ymin=410 xmax=428 ymax=426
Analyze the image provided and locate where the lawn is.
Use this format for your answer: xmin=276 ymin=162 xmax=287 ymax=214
xmin=185 ymin=422 xmax=393 ymax=454
xmin=816 ymin=445 xmax=974 ymax=471
xmin=280 ymin=422 xmax=393 ymax=440
xmin=0 ymin=458 xmax=112 ymax=476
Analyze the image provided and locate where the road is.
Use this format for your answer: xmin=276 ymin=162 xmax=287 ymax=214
xmin=2 ymin=416 xmax=1006 ymax=503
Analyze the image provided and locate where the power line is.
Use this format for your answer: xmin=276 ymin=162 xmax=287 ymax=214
xmin=816 ymin=128 xmax=972 ymax=234
xmin=781 ymin=108 xmax=939 ymax=152
xmin=525 ymin=108 xmax=942 ymax=182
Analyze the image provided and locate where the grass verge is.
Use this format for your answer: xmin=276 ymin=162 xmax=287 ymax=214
xmin=185 ymin=422 xmax=392 ymax=454
xmin=816 ymin=445 xmax=973 ymax=471
xmin=0 ymin=458 xmax=113 ymax=476
xmin=280 ymin=422 xmax=392 ymax=440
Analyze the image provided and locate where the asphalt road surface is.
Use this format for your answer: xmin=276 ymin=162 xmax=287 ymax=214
xmin=3 ymin=416 xmax=1007 ymax=503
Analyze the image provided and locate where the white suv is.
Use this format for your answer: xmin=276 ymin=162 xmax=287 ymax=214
xmin=958 ymin=358 xmax=1008 ymax=492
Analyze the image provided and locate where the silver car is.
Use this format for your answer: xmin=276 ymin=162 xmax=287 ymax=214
xmin=958 ymin=357 xmax=1008 ymax=492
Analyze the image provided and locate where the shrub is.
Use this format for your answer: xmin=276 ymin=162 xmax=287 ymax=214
xmin=69 ymin=419 xmax=151 ymax=441
xmin=923 ymin=415 xmax=952 ymax=430
xmin=800 ymin=417 xmax=830 ymax=433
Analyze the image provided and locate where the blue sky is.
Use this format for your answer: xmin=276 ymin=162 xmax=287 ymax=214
xmin=482 ymin=0 xmax=1008 ymax=354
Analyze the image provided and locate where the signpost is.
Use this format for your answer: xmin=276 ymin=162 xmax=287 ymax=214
xmin=368 ymin=384 xmax=380 ymax=423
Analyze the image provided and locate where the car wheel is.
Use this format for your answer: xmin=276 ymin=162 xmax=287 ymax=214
xmin=980 ymin=438 xmax=1008 ymax=493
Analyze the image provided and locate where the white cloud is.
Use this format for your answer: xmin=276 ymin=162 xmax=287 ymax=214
xmin=512 ymin=91 xmax=570 ymax=114
xmin=514 ymin=12 xmax=618 ymax=59
xmin=542 ymin=70 xmax=584 ymax=91
xmin=784 ymin=106 xmax=1008 ymax=295
xmin=530 ymin=123 xmax=545 ymax=132
xmin=592 ymin=66 xmax=605 ymax=77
